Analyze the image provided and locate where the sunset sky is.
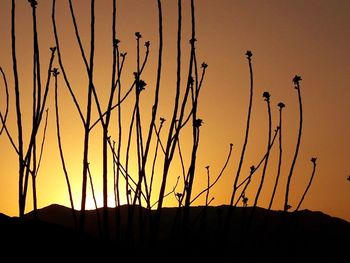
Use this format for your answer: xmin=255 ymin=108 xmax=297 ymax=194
xmin=0 ymin=0 xmax=349 ymax=222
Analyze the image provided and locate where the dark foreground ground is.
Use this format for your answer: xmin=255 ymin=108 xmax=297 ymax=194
xmin=1 ymin=205 xmax=349 ymax=262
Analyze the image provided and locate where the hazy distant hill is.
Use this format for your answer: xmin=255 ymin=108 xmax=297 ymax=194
xmin=0 ymin=205 xmax=349 ymax=261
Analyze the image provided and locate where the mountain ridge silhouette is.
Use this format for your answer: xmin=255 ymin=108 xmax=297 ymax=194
xmin=0 ymin=204 xmax=349 ymax=261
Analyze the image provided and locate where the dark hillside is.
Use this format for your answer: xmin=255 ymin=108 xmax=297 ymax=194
xmin=0 ymin=205 xmax=348 ymax=261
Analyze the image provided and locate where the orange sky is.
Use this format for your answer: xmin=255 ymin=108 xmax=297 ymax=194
xmin=0 ymin=0 xmax=349 ymax=222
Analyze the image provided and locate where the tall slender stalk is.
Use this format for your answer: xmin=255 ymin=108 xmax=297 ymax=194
xmin=226 ymin=50 xmax=253 ymax=230
xmin=154 ymin=0 xmax=182 ymax=230
xmin=11 ymin=0 xmax=55 ymax=217
xmin=268 ymin=102 xmax=285 ymax=210
xmin=134 ymin=0 xmax=163 ymax=211
xmin=80 ymin=0 xmax=96 ymax=232
xmin=12 ymin=0 xmax=25 ymax=217
xmin=54 ymin=68 xmax=77 ymax=230
xmin=133 ymin=32 xmax=147 ymax=207
xmin=109 ymin=0 xmax=122 ymax=241
xmin=229 ymin=51 xmax=253 ymax=207
xmin=67 ymin=3 xmax=106 ymax=229
xmin=183 ymin=2 xmax=202 ymax=207
xmin=29 ymin=0 xmax=41 ymax=219
xmin=295 ymin=158 xmax=317 ymax=211
xmin=284 ymin=75 xmax=303 ymax=211
xmin=99 ymin=0 xmax=120 ymax=239
xmin=115 ymin=47 xmax=123 ymax=242
xmin=251 ymin=92 xmax=272 ymax=213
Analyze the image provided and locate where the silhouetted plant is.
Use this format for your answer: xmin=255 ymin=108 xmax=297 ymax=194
xmin=268 ymin=102 xmax=285 ymax=211
xmin=295 ymin=157 xmax=318 ymax=211
xmin=114 ymin=34 xmax=125 ymax=241
xmin=0 ymin=1 xmax=324 ymax=254
xmin=154 ymin=0 xmax=207 ymax=237
xmin=125 ymin=33 xmax=153 ymax=240
xmin=53 ymin=68 xmax=77 ymax=229
xmin=99 ymin=0 xmax=118 ymax=239
xmin=53 ymin=0 xmax=133 ymax=236
xmin=52 ymin=0 xmax=96 ymax=232
xmin=4 ymin=0 xmax=57 ymax=217
xmin=227 ymin=50 xmax=254 ymax=228
xmin=252 ymin=91 xmax=272 ymax=213
xmin=154 ymin=0 xmax=184 ymax=224
xmin=284 ymin=75 xmax=303 ymax=212
xmin=11 ymin=0 xmax=25 ymax=217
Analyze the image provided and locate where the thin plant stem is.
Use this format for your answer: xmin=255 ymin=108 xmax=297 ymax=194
xmin=80 ymin=0 xmax=96 ymax=232
xmin=22 ymin=47 xmax=55 ymax=214
xmin=30 ymin=1 xmax=40 ymax=218
xmin=136 ymin=0 xmax=163 ymax=211
xmin=226 ymin=50 xmax=254 ymax=231
xmin=54 ymin=69 xmax=77 ymax=230
xmin=295 ymin=158 xmax=317 ymax=211
xmin=229 ymin=51 xmax=254 ymax=207
xmin=284 ymin=75 xmax=303 ymax=211
xmin=110 ymin=0 xmax=117 ymax=209
xmin=252 ymin=92 xmax=272 ymax=211
xmin=156 ymin=0 xmax=182 ymax=213
xmin=268 ymin=103 xmax=285 ymax=210
xmin=12 ymin=0 xmax=25 ymax=217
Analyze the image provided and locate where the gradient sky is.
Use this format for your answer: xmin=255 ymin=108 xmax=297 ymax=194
xmin=0 ymin=0 xmax=349 ymax=222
